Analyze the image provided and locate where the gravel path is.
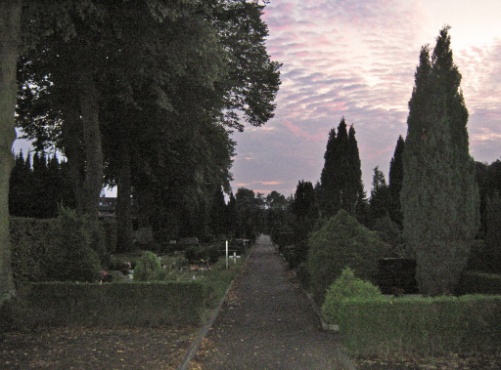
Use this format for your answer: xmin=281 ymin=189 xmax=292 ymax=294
xmin=190 ymin=235 xmax=356 ymax=370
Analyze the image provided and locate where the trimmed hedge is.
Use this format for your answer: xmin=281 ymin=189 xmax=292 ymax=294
xmin=9 ymin=217 xmax=57 ymax=284
xmin=9 ymin=216 xmax=116 ymax=285
xmin=9 ymin=281 xmax=212 ymax=328
xmin=338 ymin=295 xmax=501 ymax=359
xmin=459 ymin=271 xmax=501 ymax=295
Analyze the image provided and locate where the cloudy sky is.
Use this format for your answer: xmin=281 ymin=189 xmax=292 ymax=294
xmin=230 ymin=0 xmax=501 ymax=197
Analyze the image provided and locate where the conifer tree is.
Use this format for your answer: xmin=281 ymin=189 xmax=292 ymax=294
xmin=347 ymin=125 xmax=365 ymax=217
xmin=9 ymin=152 xmax=33 ymax=217
xmin=401 ymin=27 xmax=479 ymax=295
xmin=368 ymin=166 xmax=391 ymax=224
xmin=388 ymin=136 xmax=405 ymax=225
xmin=319 ymin=118 xmax=364 ymax=218
xmin=319 ymin=127 xmax=339 ymax=217
xmin=292 ymin=180 xmax=316 ymax=241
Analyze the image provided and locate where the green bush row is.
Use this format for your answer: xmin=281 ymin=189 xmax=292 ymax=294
xmin=9 ymin=217 xmax=57 ymax=284
xmin=459 ymin=271 xmax=501 ymax=295
xmin=6 ymin=281 xmax=212 ymax=328
xmin=10 ymin=213 xmax=117 ymax=285
xmin=338 ymin=295 xmax=501 ymax=360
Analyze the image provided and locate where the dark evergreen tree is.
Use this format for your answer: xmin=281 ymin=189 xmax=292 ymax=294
xmin=264 ymin=190 xmax=290 ymax=241
xmin=31 ymin=152 xmax=51 ymax=218
xmin=234 ymin=188 xmax=263 ymax=239
xmin=368 ymin=166 xmax=391 ymax=225
xmin=388 ymin=136 xmax=405 ymax=226
xmin=319 ymin=127 xmax=338 ymax=217
xmin=210 ymin=188 xmax=228 ymax=237
xmin=226 ymin=192 xmax=237 ymax=238
xmin=291 ymin=180 xmax=316 ymax=240
xmin=401 ymin=27 xmax=479 ymax=295
xmin=8 ymin=151 xmax=33 ymax=217
xmin=346 ymin=125 xmax=365 ymax=216
xmin=484 ymin=192 xmax=501 ymax=272
xmin=319 ymin=118 xmax=364 ymax=218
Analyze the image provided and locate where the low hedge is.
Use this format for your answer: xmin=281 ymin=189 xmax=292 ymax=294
xmin=338 ymin=295 xmax=501 ymax=360
xmin=459 ymin=271 xmax=501 ymax=295
xmin=8 ymin=281 xmax=212 ymax=328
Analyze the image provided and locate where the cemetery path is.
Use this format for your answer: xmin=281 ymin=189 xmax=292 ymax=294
xmin=188 ymin=235 xmax=356 ymax=370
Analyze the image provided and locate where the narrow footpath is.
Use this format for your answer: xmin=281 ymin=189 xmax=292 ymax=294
xmin=189 ymin=235 xmax=356 ymax=370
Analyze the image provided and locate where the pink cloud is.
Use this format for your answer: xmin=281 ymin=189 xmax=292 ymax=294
xmin=282 ymin=120 xmax=325 ymax=142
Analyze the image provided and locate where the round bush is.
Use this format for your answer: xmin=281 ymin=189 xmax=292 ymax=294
xmin=308 ymin=209 xmax=390 ymax=304
xmin=322 ymin=267 xmax=383 ymax=324
xmin=133 ymin=251 xmax=163 ymax=281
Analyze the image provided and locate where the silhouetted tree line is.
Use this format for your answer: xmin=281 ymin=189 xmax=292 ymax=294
xmin=9 ymin=151 xmax=75 ymax=218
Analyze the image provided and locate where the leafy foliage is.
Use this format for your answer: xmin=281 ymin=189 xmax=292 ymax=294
xmin=322 ymin=267 xmax=383 ymax=324
xmin=307 ymin=209 xmax=390 ymax=304
xmin=133 ymin=251 xmax=164 ymax=282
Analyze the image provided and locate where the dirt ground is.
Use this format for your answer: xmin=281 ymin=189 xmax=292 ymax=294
xmin=0 ymin=326 xmax=197 ymax=370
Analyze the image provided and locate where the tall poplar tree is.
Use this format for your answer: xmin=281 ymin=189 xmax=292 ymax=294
xmin=401 ymin=27 xmax=479 ymax=295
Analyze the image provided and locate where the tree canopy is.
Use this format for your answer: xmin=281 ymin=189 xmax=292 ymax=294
xmin=401 ymin=27 xmax=479 ymax=295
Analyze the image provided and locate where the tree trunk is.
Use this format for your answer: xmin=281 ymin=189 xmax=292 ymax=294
xmin=116 ymin=141 xmax=134 ymax=252
xmin=77 ymin=68 xmax=103 ymax=221
xmin=61 ymin=103 xmax=85 ymax=213
xmin=0 ymin=0 xmax=22 ymax=302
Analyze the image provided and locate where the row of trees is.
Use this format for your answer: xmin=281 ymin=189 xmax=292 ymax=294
xmin=9 ymin=151 xmax=75 ymax=219
xmin=265 ymin=27 xmax=499 ymax=296
xmin=1 ymin=1 xmax=281 ymax=302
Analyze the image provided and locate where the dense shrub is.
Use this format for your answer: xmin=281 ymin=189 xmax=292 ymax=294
xmin=133 ymin=251 xmax=164 ymax=281
xmin=101 ymin=219 xmax=117 ymax=254
xmin=282 ymin=240 xmax=308 ymax=269
xmin=296 ymin=262 xmax=310 ymax=290
xmin=9 ymin=217 xmax=57 ymax=285
xmin=322 ymin=268 xmax=383 ymax=324
xmin=338 ymin=295 xmax=501 ymax=359
xmin=459 ymin=271 xmax=501 ymax=295
xmin=185 ymin=245 xmax=220 ymax=264
xmin=372 ymin=214 xmax=401 ymax=246
xmin=45 ymin=208 xmax=101 ymax=282
xmin=10 ymin=212 xmax=109 ymax=285
xmin=308 ymin=210 xmax=390 ymax=304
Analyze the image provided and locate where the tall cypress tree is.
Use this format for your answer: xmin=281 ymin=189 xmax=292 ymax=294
xmin=401 ymin=27 xmax=479 ymax=295
xmin=368 ymin=166 xmax=391 ymax=223
xmin=347 ymin=124 xmax=365 ymax=216
xmin=319 ymin=117 xmax=363 ymax=218
xmin=388 ymin=135 xmax=405 ymax=226
xmin=319 ymin=127 xmax=338 ymax=217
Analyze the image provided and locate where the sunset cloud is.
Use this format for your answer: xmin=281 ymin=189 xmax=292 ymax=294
xmin=229 ymin=0 xmax=501 ymax=197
